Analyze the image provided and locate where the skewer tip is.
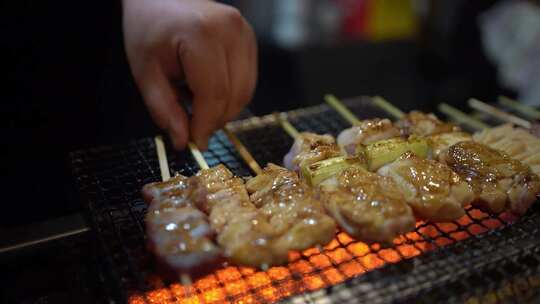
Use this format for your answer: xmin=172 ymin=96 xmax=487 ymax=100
xmin=371 ymin=96 xmax=405 ymax=120
xmin=324 ymin=94 xmax=361 ymax=125
xmin=273 ymin=112 xmax=300 ymax=139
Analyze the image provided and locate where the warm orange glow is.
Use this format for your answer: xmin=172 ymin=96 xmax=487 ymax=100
xmin=129 ymin=208 xmax=513 ymax=304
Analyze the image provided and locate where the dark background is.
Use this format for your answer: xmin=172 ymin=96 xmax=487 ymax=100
xmin=1 ymin=0 xmax=508 ymax=228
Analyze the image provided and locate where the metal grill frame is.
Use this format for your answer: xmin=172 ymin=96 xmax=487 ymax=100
xmin=71 ymin=97 xmax=540 ymax=303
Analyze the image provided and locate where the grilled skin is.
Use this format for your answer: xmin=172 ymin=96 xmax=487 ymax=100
xmin=441 ymin=141 xmax=540 ymax=214
xmin=319 ymin=166 xmax=415 ymax=244
xmin=337 ymin=118 xmax=401 ymax=155
xmin=378 ymin=152 xmax=474 ymax=221
xmin=283 ymin=132 xmax=342 ymax=172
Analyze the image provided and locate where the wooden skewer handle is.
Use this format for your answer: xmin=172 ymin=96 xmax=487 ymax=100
xmin=324 ymin=94 xmax=361 ymax=125
xmin=223 ymin=127 xmax=263 ymax=175
xmin=438 ymin=103 xmax=489 ymax=131
xmin=273 ymin=112 xmax=300 ymax=139
xmin=498 ymin=96 xmax=540 ymax=121
xmin=154 ymin=136 xmax=171 ymax=181
xmin=188 ymin=142 xmax=210 ymax=170
xmin=469 ymin=98 xmax=531 ymax=129
xmin=371 ymin=96 xmax=405 ymax=120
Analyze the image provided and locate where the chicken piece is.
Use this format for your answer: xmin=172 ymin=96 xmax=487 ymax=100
xmin=191 ymin=165 xmax=279 ymax=268
xmin=396 ymin=111 xmax=460 ymax=137
xmin=196 ymin=164 xmax=336 ymax=268
xmin=319 ymin=166 xmax=415 ymax=244
xmin=337 ymin=118 xmax=401 ymax=155
xmin=474 ymin=124 xmax=540 ymax=175
xmin=143 ymin=174 xmax=222 ymax=275
xmin=378 ymin=152 xmax=474 ymax=222
xmin=441 ymin=141 xmax=540 ymax=214
xmin=194 ymin=164 xmax=251 ymax=213
xmin=428 ymin=132 xmax=473 ymax=161
xmin=246 ymin=164 xmax=337 ymax=258
xmin=283 ymin=132 xmax=342 ymax=171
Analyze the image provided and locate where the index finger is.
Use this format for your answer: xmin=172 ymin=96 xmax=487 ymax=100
xmin=178 ymin=38 xmax=230 ymax=149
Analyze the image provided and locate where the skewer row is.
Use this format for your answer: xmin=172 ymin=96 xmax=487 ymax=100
xmin=148 ymin=94 xmax=540 ymax=282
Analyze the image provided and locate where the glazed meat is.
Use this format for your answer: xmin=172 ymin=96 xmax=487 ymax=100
xmin=319 ymin=166 xmax=415 ymax=244
xmin=396 ymin=111 xmax=460 ymax=137
xmin=441 ymin=141 xmax=540 ymax=214
xmin=206 ymin=164 xmax=335 ymax=268
xmin=145 ymin=164 xmax=336 ymax=270
xmin=283 ymin=132 xmax=342 ymax=171
xmin=143 ymin=174 xmax=222 ymax=275
xmin=245 ymin=164 xmax=336 ymax=260
xmin=378 ymin=152 xmax=474 ymax=221
xmin=474 ymin=124 xmax=540 ymax=174
xmin=428 ymin=132 xmax=473 ymax=161
xmin=337 ymin=118 xmax=401 ymax=155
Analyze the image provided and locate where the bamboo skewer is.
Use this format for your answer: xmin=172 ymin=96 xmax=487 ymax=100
xmin=438 ymin=103 xmax=490 ymax=131
xmin=223 ymin=127 xmax=263 ymax=175
xmin=273 ymin=112 xmax=300 ymax=139
xmin=324 ymin=95 xmax=491 ymax=133
xmin=227 ymin=119 xmax=327 ymax=253
xmin=498 ymin=96 xmax=540 ymax=121
xmin=153 ymin=137 xmax=195 ymax=287
xmin=188 ymin=142 xmax=210 ymax=170
xmin=325 ymin=95 xmax=363 ymax=123
xmin=371 ymin=96 xmax=405 ymax=120
xmin=154 ymin=136 xmax=171 ymax=181
xmin=324 ymin=94 xmax=361 ymax=125
xmin=469 ymin=98 xmax=531 ymax=129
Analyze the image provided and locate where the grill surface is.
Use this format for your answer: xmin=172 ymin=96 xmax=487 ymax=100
xmin=71 ymin=98 xmax=540 ymax=303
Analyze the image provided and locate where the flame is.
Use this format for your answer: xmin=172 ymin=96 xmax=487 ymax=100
xmin=129 ymin=209 xmax=513 ymax=304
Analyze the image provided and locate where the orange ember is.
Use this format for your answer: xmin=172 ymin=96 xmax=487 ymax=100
xmin=128 ymin=208 xmax=517 ymax=304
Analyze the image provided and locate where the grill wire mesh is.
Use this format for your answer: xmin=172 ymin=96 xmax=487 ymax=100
xmin=70 ymin=98 xmax=540 ymax=304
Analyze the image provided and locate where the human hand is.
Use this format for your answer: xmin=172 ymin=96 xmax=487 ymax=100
xmin=123 ymin=0 xmax=257 ymax=149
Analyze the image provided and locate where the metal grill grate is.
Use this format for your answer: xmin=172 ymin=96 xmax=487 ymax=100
xmin=71 ymin=98 xmax=540 ymax=303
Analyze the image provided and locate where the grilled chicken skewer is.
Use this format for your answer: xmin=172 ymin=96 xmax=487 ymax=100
xmin=143 ymin=138 xmax=220 ymax=281
xmin=275 ymin=113 xmax=416 ymax=244
xmin=437 ymin=102 xmax=540 ymax=175
xmin=324 ymin=96 xmax=475 ymax=222
xmin=275 ymin=112 xmax=344 ymax=172
xmin=144 ymin=134 xmax=336 ymax=273
xmin=366 ymin=96 xmax=540 ymax=215
xmin=222 ymin=126 xmax=336 ymax=264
